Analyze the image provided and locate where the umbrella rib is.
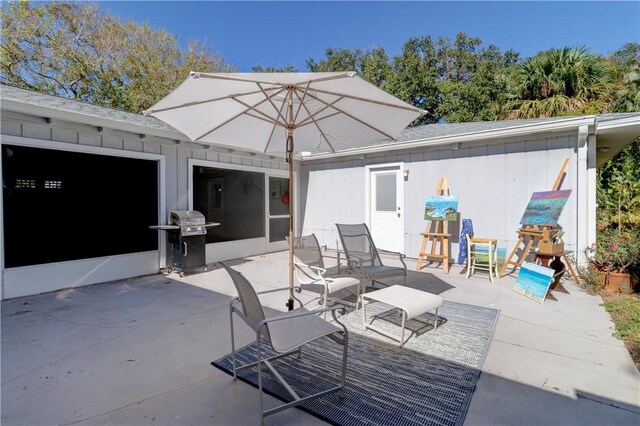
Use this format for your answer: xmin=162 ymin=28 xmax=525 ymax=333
xmin=144 ymin=87 xmax=280 ymax=114
xmin=244 ymin=111 xmax=286 ymax=127
xmin=296 ymin=110 xmax=342 ymax=128
xmin=288 ymin=72 xmax=356 ymax=87
xmin=197 ymin=72 xmax=354 ymax=87
xmin=230 ymin=95 xmax=287 ymax=127
xmin=303 ymin=91 xmax=397 ymax=140
xmin=257 ymin=82 xmax=289 ymax=125
xmin=293 ymin=90 xmax=336 ymax=153
xmin=307 ymin=87 xmax=422 ymax=113
xmin=193 ymin=88 xmax=287 ymax=141
xmin=292 ymin=81 xmax=311 ymax=125
xmin=263 ymin=95 xmax=289 ymax=153
xmin=295 ymin=95 xmax=345 ymax=127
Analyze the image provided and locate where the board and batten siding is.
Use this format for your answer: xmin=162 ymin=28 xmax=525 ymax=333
xmin=300 ymin=132 xmax=582 ymax=264
xmin=0 ymin=110 xmax=288 ymax=298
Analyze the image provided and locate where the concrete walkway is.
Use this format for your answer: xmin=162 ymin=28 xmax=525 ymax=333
xmin=2 ymin=251 xmax=639 ymax=425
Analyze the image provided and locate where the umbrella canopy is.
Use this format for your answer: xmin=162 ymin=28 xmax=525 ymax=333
xmin=144 ymin=71 xmax=424 ymax=309
xmin=145 ymin=71 xmax=422 ymax=154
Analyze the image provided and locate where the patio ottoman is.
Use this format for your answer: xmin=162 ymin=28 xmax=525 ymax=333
xmin=361 ymin=285 xmax=443 ymax=348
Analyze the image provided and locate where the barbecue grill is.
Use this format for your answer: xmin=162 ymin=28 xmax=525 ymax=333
xmin=150 ymin=210 xmax=219 ymax=276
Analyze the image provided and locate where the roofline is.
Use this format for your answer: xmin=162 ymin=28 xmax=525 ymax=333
xmin=595 ymin=115 xmax=640 ymax=132
xmin=303 ymin=115 xmax=597 ymax=161
xmin=6 ymin=87 xmax=634 ymax=160
xmin=1 ymin=98 xmax=187 ymax=142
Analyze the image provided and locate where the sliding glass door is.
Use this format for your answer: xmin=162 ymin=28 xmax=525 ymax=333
xmin=193 ymin=166 xmax=265 ymax=244
xmin=191 ymin=161 xmax=290 ymax=257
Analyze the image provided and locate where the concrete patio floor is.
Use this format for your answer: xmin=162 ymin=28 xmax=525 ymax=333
xmin=2 ymin=251 xmax=639 ymax=425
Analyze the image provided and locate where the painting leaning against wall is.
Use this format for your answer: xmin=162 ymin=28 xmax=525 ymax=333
xmin=513 ymin=261 xmax=556 ymax=304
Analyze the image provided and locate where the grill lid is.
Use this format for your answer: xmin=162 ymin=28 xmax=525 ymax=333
xmin=170 ymin=210 xmax=206 ymax=226
xmin=150 ymin=211 xmax=218 ymax=236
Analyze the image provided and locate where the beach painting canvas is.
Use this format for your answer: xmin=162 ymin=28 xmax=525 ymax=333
xmin=519 ymin=189 xmax=572 ymax=226
xmin=424 ymin=195 xmax=458 ymax=221
xmin=513 ymin=262 xmax=555 ymax=304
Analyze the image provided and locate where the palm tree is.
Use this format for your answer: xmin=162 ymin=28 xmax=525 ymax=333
xmin=611 ymin=64 xmax=640 ymax=113
xmin=500 ymin=47 xmax=612 ymax=119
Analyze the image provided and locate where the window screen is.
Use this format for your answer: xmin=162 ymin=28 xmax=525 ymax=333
xmin=193 ymin=166 xmax=265 ymax=243
xmin=2 ymin=145 xmax=159 ymax=268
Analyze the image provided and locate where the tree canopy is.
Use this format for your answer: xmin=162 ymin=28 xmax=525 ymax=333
xmin=499 ymin=47 xmax=612 ymax=119
xmin=1 ymin=1 xmax=233 ymax=113
xmin=609 ymin=43 xmax=640 ymax=113
xmin=2 ymin=1 xmax=637 ymax=265
xmin=3 ymin=2 xmax=636 ymax=123
xmin=304 ymin=34 xmax=518 ymax=125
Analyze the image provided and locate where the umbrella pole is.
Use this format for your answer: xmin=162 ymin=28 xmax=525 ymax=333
xmin=287 ymin=131 xmax=294 ymax=311
xmin=286 ymin=86 xmax=297 ymax=311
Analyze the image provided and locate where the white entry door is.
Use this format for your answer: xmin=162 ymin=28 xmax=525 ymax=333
xmin=368 ymin=165 xmax=404 ymax=253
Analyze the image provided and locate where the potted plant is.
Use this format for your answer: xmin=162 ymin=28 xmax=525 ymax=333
xmin=586 ymin=229 xmax=640 ymax=293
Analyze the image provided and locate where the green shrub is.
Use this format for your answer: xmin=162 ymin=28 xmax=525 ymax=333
xmin=585 ymin=228 xmax=640 ymax=274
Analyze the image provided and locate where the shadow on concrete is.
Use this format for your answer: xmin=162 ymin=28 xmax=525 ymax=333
xmin=295 ymin=266 xmax=457 ymax=316
xmin=371 ymin=308 xmax=447 ymax=337
xmin=158 ymin=257 xmax=258 ymax=280
xmin=2 ymin=271 xmax=639 ymax=426
xmin=217 ymin=297 xmax=640 ymax=426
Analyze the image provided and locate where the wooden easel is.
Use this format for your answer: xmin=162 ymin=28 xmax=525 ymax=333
xmin=416 ymin=177 xmax=451 ymax=273
xmin=500 ymin=159 xmax=569 ymax=278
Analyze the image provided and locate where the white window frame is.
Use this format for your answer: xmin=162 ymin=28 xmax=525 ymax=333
xmin=0 ymin=134 xmax=166 ymax=299
xmin=188 ymin=158 xmax=290 ymax=261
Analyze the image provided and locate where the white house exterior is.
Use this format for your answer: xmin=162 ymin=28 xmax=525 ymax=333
xmin=1 ymin=86 xmax=291 ymax=299
xmin=1 ymin=85 xmax=638 ymax=299
xmin=300 ymin=114 xmax=640 ymax=263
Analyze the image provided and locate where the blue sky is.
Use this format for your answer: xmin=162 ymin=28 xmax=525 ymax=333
xmin=98 ymin=1 xmax=640 ymax=71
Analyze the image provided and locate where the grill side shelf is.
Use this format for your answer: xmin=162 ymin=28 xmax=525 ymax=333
xmin=149 ymin=225 xmax=180 ymax=230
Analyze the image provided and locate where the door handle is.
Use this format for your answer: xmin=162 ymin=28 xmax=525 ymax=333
xmin=397 ymin=213 xmax=401 ymax=218
xmin=183 ymin=242 xmax=188 ymax=257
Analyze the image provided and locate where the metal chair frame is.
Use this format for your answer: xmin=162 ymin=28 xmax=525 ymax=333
xmin=336 ymin=223 xmax=407 ymax=290
xmin=291 ymin=234 xmax=362 ymax=313
xmin=222 ymin=263 xmax=349 ymax=423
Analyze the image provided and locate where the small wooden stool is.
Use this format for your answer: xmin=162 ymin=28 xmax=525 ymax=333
xmin=466 ymin=236 xmax=498 ymax=283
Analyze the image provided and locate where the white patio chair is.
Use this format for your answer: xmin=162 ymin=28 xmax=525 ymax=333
xmin=221 ymin=263 xmax=349 ymax=423
xmin=291 ymin=234 xmax=362 ymax=314
xmin=336 ymin=223 xmax=407 ymax=290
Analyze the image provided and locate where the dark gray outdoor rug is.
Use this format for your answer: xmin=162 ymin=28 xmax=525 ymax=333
xmin=212 ymin=300 xmax=500 ymax=426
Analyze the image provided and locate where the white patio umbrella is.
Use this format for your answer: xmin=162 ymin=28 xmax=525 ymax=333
xmin=144 ymin=72 xmax=424 ymax=309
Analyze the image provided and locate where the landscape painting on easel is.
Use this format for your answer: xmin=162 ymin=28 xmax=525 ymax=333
xmin=519 ymin=189 xmax=572 ymax=226
xmin=513 ymin=262 xmax=555 ymax=304
xmin=424 ymin=195 xmax=458 ymax=221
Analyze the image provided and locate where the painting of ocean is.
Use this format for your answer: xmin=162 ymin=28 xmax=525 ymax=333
xmin=424 ymin=195 xmax=458 ymax=221
xmin=520 ymin=190 xmax=572 ymax=226
xmin=513 ymin=262 xmax=555 ymax=304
